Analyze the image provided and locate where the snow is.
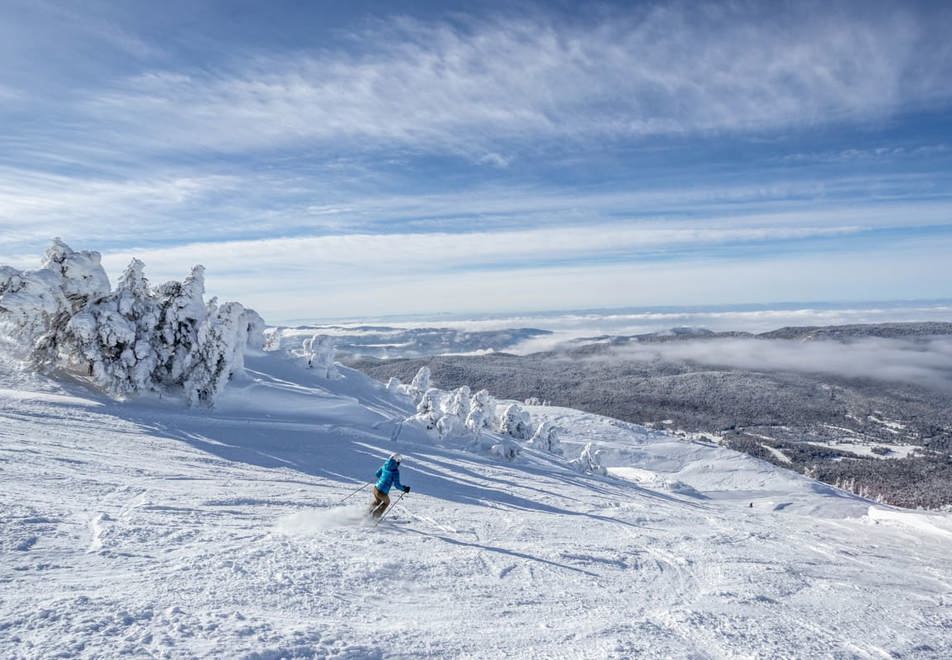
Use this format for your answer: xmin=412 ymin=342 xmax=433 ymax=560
xmin=2 ymin=353 xmax=952 ymax=658
xmin=809 ymin=440 xmax=919 ymax=460
xmin=761 ymin=444 xmax=793 ymax=464
xmin=868 ymin=415 xmax=907 ymax=433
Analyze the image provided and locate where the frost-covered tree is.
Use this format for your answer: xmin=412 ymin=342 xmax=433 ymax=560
xmin=43 ymin=238 xmax=112 ymax=309
xmin=443 ymin=385 xmax=471 ymax=418
xmin=183 ymin=301 xmax=265 ymax=406
xmin=497 ymin=403 xmax=533 ymax=441
xmin=528 ymin=421 xmax=564 ymax=455
xmin=408 ymin=366 xmax=431 ymax=398
xmin=1 ymin=240 xmax=111 ymax=357
xmin=417 ymin=387 xmax=441 ymax=416
xmin=0 ymin=264 xmax=68 ymax=349
xmin=58 ymin=259 xmax=159 ymax=395
xmin=152 ymin=266 xmax=208 ymax=387
xmin=571 ymin=443 xmax=607 ymax=475
xmin=436 ymin=413 xmax=465 ymax=440
xmin=302 ymin=334 xmax=338 ymax=379
xmin=0 ymin=240 xmax=264 ymax=405
xmin=465 ymin=389 xmax=496 ymax=434
xmin=412 ymin=387 xmax=443 ymax=433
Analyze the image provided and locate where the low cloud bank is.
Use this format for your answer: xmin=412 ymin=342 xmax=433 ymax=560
xmin=604 ymin=337 xmax=952 ymax=390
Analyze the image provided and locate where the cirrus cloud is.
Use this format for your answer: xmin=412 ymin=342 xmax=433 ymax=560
xmin=83 ymin=4 xmax=952 ymax=157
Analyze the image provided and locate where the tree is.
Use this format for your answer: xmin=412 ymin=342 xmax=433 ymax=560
xmin=1 ymin=240 xmax=110 ymax=359
xmin=497 ymin=403 xmax=533 ymax=440
xmin=183 ymin=301 xmax=264 ymax=406
xmin=571 ymin=443 xmax=607 ymax=475
xmin=528 ymin=421 xmax=564 ymax=455
xmin=408 ymin=366 xmax=431 ymax=398
xmin=413 ymin=387 xmax=443 ymax=433
xmin=443 ymin=385 xmax=471 ymax=418
xmin=58 ymin=259 xmax=160 ymax=396
xmin=152 ymin=266 xmax=207 ymax=387
xmin=465 ymin=389 xmax=495 ymax=434
xmin=0 ymin=240 xmax=264 ymax=406
xmin=303 ymin=335 xmax=338 ymax=379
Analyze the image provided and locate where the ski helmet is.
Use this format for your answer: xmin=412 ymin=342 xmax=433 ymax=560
xmin=389 ymin=452 xmax=403 ymax=464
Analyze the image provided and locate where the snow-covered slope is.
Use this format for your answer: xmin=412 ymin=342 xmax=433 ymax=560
xmin=2 ymin=352 xmax=950 ymax=658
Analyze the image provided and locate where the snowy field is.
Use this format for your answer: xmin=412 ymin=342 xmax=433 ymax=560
xmin=2 ymin=352 xmax=952 ymax=659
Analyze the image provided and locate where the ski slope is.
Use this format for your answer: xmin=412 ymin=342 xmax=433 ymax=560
xmin=1 ymin=351 xmax=951 ymax=659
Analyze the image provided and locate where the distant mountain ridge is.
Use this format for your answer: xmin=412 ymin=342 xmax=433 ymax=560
xmin=566 ymin=321 xmax=952 ymax=348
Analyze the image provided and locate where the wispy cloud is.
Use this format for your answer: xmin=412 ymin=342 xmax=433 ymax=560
xmin=3 ymin=162 xmax=950 ymax=252
xmin=0 ymin=167 xmax=240 ymax=250
xmin=87 ymin=226 xmax=952 ymax=321
xmin=97 ymin=222 xmax=869 ymax=277
xmin=80 ymin=4 xmax=952 ymax=157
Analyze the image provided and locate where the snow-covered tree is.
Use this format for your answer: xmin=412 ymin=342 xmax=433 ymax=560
xmin=57 ymin=259 xmax=160 ymax=395
xmin=1 ymin=240 xmax=111 ymax=358
xmin=443 ymin=385 xmax=471 ymax=418
xmin=183 ymin=301 xmax=264 ymax=406
xmin=571 ymin=443 xmax=607 ymax=475
xmin=0 ymin=240 xmax=264 ymax=406
xmin=152 ymin=266 xmax=208 ymax=387
xmin=408 ymin=366 xmax=431 ymax=398
xmin=412 ymin=387 xmax=443 ymax=434
xmin=43 ymin=238 xmax=112 ymax=308
xmin=465 ymin=389 xmax=496 ymax=434
xmin=436 ymin=413 xmax=465 ymax=440
xmin=302 ymin=334 xmax=338 ymax=379
xmin=528 ymin=421 xmax=564 ymax=455
xmin=0 ymin=264 xmax=68 ymax=350
xmin=497 ymin=403 xmax=533 ymax=440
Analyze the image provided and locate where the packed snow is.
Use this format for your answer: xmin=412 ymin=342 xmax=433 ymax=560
xmin=2 ymin=347 xmax=951 ymax=658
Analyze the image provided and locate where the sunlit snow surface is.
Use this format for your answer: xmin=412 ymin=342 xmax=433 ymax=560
xmin=2 ymin=351 xmax=951 ymax=658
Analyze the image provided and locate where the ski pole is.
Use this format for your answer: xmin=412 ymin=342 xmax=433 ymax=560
xmin=338 ymin=482 xmax=372 ymax=504
xmin=374 ymin=491 xmax=408 ymax=526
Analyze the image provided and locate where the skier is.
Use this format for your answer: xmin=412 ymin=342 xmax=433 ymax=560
xmin=370 ymin=453 xmax=411 ymax=519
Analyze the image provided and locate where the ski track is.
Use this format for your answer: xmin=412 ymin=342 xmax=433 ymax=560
xmin=1 ymin=355 xmax=951 ymax=658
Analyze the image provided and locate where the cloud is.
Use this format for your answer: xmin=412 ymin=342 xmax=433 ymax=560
xmin=600 ymin=336 xmax=952 ymax=390
xmin=3 ymin=158 xmax=950 ymax=255
xmin=0 ymin=167 xmax=240 ymax=248
xmin=80 ymin=231 xmax=950 ymax=322
xmin=80 ymin=4 xmax=952 ymax=157
xmin=96 ymin=222 xmax=870 ymax=279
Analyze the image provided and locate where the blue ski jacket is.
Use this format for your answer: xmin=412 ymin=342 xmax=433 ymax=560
xmin=374 ymin=458 xmax=406 ymax=495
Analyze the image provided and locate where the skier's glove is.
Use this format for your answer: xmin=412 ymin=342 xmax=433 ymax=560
xmin=404 ymin=486 xmax=411 ymax=493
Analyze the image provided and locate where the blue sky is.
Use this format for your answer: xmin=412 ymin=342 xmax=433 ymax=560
xmin=1 ymin=0 xmax=951 ymax=323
